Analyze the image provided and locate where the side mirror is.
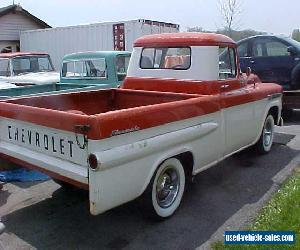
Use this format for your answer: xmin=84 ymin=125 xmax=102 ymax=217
xmin=287 ymin=46 xmax=297 ymax=56
xmin=246 ymin=67 xmax=252 ymax=77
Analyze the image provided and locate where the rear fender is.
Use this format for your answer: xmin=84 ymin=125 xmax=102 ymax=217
xmin=253 ymin=97 xmax=282 ymax=144
xmin=139 ymin=146 xmax=194 ymax=196
xmin=88 ymin=121 xmax=218 ymax=215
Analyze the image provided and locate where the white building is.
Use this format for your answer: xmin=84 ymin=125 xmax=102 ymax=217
xmin=21 ymin=19 xmax=180 ymax=69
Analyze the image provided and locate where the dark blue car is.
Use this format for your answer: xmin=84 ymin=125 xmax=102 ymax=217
xmin=237 ymin=35 xmax=300 ymax=90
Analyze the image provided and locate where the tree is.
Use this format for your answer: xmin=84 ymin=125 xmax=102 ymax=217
xmin=292 ymin=29 xmax=300 ymax=42
xmin=219 ymin=0 xmax=242 ymax=38
xmin=216 ymin=29 xmax=266 ymax=41
xmin=186 ymin=26 xmax=266 ymax=42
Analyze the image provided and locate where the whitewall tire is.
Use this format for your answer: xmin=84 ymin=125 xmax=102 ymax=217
xmin=255 ymin=114 xmax=275 ymax=154
xmin=143 ymin=158 xmax=186 ymax=219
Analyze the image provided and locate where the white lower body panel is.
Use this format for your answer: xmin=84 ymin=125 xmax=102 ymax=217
xmin=0 ymin=140 xmax=88 ymax=184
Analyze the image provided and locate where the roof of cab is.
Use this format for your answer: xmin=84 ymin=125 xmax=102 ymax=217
xmin=134 ymin=32 xmax=236 ymax=47
xmin=0 ymin=52 xmax=49 ymax=59
xmin=62 ymin=51 xmax=131 ymax=61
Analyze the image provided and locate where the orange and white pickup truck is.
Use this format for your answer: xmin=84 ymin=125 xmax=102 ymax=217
xmin=0 ymin=33 xmax=282 ymax=219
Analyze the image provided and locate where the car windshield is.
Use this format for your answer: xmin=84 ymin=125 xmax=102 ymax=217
xmin=61 ymin=58 xmax=107 ymax=79
xmin=11 ymin=55 xmax=54 ymax=76
xmin=0 ymin=59 xmax=10 ymax=76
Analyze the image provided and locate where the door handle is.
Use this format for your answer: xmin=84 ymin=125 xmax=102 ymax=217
xmin=220 ymin=84 xmax=230 ymax=90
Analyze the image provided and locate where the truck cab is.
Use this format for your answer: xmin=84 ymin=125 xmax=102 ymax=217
xmin=61 ymin=51 xmax=131 ymax=88
xmin=0 ymin=52 xmax=59 ymax=86
xmin=0 ymin=51 xmax=131 ymax=99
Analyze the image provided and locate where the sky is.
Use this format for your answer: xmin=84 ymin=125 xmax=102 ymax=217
xmin=2 ymin=0 xmax=299 ymax=35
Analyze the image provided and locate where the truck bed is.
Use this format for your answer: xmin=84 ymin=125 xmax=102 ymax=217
xmin=0 ymin=83 xmax=109 ymax=100
xmin=0 ymin=88 xmax=218 ymax=140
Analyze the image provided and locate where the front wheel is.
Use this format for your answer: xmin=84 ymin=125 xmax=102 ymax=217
xmin=142 ymin=158 xmax=186 ymax=220
xmin=254 ymin=114 xmax=275 ymax=154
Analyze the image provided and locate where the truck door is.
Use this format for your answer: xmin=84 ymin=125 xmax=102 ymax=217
xmin=219 ymin=46 xmax=257 ymax=156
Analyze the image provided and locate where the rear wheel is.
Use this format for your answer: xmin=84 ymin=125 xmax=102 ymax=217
xmin=254 ymin=114 xmax=275 ymax=154
xmin=142 ymin=158 xmax=186 ymax=219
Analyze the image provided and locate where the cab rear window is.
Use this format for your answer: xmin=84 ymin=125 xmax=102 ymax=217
xmin=62 ymin=58 xmax=106 ymax=78
xmin=140 ymin=47 xmax=191 ymax=70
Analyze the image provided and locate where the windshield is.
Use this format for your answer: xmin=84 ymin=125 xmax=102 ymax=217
xmin=11 ymin=55 xmax=54 ymax=76
xmin=115 ymin=55 xmax=130 ymax=81
xmin=61 ymin=58 xmax=107 ymax=79
xmin=0 ymin=59 xmax=10 ymax=76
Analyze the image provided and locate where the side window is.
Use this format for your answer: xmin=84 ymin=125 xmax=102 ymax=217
xmin=237 ymin=42 xmax=248 ymax=57
xmin=219 ymin=47 xmax=237 ymax=79
xmin=140 ymin=48 xmax=154 ymax=69
xmin=265 ymin=41 xmax=289 ymax=56
xmin=38 ymin=57 xmax=53 ymax=71
xmin=252 ymin=41 xmax=264 ymax=57
xmin=140 ymin=47 xmax=191 ymax=70
xmin=115 ymin=55 xmax=130 ymax=81
xmin=0 ymin=59 xmax=10 ymax=76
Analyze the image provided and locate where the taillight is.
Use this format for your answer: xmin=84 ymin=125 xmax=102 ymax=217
xmin=88 ymin=154 xmax=98 ymax=170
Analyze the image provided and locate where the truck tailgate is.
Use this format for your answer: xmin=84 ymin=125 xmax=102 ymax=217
xmin=0 ymin=117 xmax=88 ymax=184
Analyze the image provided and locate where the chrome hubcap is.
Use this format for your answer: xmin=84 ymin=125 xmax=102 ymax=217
xmin=263 ymin=119 xmax=273 ymax=147
xmin=156 ymin=167 xmax=180 ymax=208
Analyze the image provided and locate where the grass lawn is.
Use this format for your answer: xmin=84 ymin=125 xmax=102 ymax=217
xmin=212 ymin=167 xmax=300 ymax=250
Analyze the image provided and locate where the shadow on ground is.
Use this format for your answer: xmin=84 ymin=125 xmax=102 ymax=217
xmin=1 ymin=135 xmax=299 ymax=250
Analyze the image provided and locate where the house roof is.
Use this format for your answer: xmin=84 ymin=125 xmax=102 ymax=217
xmin=134 ymin=32 xmax=236 ymax=48
xmin=0 ymin=4 xmax=51 ymax=28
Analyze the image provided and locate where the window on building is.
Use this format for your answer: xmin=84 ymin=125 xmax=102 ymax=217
xmin=1 ymin=46 xmax=12 ymax=53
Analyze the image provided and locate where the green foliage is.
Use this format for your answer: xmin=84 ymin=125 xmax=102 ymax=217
xmin=292 ymin=29 xmax=300 ymax=42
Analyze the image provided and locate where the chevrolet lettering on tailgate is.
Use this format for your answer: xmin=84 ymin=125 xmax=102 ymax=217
xmin=0 ymin=118 xmax=87 ymax=166
xmin=7 ymin=125 xmax=74 ymax=158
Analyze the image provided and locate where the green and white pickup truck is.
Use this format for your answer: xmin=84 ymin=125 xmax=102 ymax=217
xmin=0 ymin=51 xmax=131 ymax=99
